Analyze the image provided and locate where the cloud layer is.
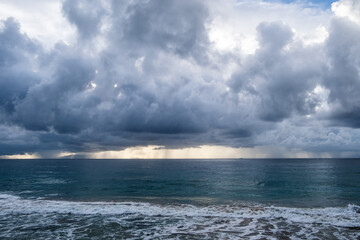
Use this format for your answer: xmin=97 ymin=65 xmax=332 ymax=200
xmin=1 ymin=0 xmax=360 ymax=158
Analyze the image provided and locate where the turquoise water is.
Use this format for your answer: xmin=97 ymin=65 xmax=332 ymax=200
xmin=1 ymin=159 xmax=360 ymax=239
xmin=1 ymin=158 xmax=359 ymax=207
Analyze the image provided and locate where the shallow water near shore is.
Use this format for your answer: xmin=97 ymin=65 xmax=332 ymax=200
xmin=1 ymin=158 xmax=360 ymax=239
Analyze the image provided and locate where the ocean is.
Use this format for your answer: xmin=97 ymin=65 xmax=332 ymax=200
xmin=0 ymin=158 xmax=359 ymax=239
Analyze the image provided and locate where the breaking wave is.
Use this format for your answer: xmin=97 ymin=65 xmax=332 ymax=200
xmin=1 ymin=193 xmax=359 ymax=239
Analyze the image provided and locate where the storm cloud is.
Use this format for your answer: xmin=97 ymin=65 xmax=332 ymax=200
xmin=1 ymin=0 xmax=360 ymax=157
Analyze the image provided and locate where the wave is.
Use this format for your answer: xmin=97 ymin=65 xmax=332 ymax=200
xmin=0 ymin=193 xmax=359 ymax=239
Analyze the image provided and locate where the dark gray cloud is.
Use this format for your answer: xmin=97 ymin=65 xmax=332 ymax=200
xmin=62 ymin=0 xmax=107 ymax=39
xmin=119 ymin=0 xmax=210 ymax=62
xmin=14 ymin=46 xmax=96 ymax=133
xmin=0 ymin=18 xmax=41 ymax=115
xmin=1 ymin=0 xmax=360 ymax=157
xmin=229 ymin=21 xmax=323 ymax=122
xmin=324 ymin=17 xmax=360 ymax=128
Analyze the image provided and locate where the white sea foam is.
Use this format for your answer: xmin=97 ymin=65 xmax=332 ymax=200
xmin=0 ymin=193 xmax=359 ymax=239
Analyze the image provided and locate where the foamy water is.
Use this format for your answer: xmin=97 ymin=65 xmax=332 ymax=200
xmin=1 ymin=193 xmax=359 ymax=239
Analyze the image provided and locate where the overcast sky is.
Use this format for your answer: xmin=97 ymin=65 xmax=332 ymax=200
xmin=1 ymin=0 xmax=360 ymax=158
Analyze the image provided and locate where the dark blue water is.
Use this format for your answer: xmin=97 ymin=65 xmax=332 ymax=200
xmin=1 ymin=158 xmax=359 ymax=207
xmin=1 ymin=159 xmax=360 ymax=239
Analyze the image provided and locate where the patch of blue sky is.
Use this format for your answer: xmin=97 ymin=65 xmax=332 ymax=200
xmin=263 ymin=0 xmax=336 ymax=9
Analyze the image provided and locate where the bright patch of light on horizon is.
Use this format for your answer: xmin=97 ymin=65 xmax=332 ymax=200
xmin=1 ymin=153 xmax=40 ymax=159
xmin=57 ymin=152 xmax=76 ymax=158
xmin=82 ymin=145 xmax=321 ymax=159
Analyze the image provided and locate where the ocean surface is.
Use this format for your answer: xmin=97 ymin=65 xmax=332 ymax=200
xmin=0 ymin=158 xmax=359 ymax=239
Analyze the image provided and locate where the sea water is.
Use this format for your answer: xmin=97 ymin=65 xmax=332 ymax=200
xmin=0 ymin=159 xmax=359 ymax=239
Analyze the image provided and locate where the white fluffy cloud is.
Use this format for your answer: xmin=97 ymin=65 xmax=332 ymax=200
xmin=332 ymin=0 xmax=360 ymax=24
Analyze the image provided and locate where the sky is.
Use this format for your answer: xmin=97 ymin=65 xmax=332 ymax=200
xmin=0 ymin=0 xmax=360 ymax=159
